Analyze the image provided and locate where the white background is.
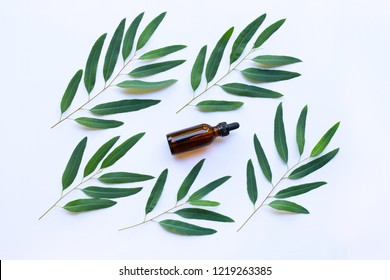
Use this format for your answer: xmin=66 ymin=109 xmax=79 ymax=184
xmin=1 ymin=0 xmax=389 ymax=259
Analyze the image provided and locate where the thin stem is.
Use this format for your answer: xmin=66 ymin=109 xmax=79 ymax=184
xmin=38 ymin=169 xmax=102 ymax=220
xmin=118 ymin=202 xmax=186 ymax=231
xmin=176 ymin=49 xmax=255 ymax=114
xmin=51 ymin=54 xmax=137 ymax=129
xmin=237 ymin=157 xmax=309 ymax=232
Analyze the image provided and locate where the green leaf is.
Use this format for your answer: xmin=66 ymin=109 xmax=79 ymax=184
xmin=252 ymin=55 xmax=302 ymax=68
xmin=62 ymin=137 xmax=87 ymax=190
xmin=205 ymin=27 xmax=234 ymax=83
xmin=82 ymin=186 xmax=142 ymax=199
xmin=190 ymin=45 xmax=207 ymax=91
xmin=99 ymin=172 xmax=154 ymax=184
xmin=274 ymin=182 xmax=327 ymax=199
xmin=268 ymin=200 xmax=309 ymax=214
xmin=221 ymin=83 xmax=282 ymax=98
xmin=175 ymin=208 xmax=234 ymax=222
xmin=296 ymin=105 xmax=308 ymax=156
xmin=103 ymin=18 xmax=126 ymax=81
xmin=242 ymin=68 xmax=300 ymax=83
xmin=268 ymin=200 xmax=310 ymax=214
xmin=75 ymin=117 xmax=123 ymax=129
xmin=90 ymin=99 xmax=160 ymax=115
xmin=253 ymin=134 xmax=272 ymax=182
xmin=139 ymin=45 xmax=187 ymax=60
xmin=60 ymin=69 xmax=83 ymax=114
xmin=136 ymin=12 xmax=166 ymax=51
xmin=129 ymin=60 xmax=185 ymax=77
xmin=159 ymin=219 xmax=216 ymax=236
xmin=246 ymin=159 xmax=258 ymax=205
xmin=274 ymin=103 xmax=288 ymax=164
xmin=177 ymin=159 xmax=205 ymax=202
xmin=84 ymin=34 xmax=106 ymax=94
xmin=254 ymin=19 xmax=286 ymax=48
xmin=196 ymin=100 xmax=243 ymax=112
xmin=63 ymin=198 xmax=116 ymax=212
xmin=230 ymin=14 xmax=266 ymax=64
xmin=116 ymin=79 xmax=177 ymax=90
xmin=101 ymin=132 xmax=145 ymax=168
xmin=289 ymin=148 xmax=339 ymax=179
xmin=310 ymin=122 xmax=340 ymax=157
xmin=188 ymin=176 xmax=231 ymax=202
xmin=83 ymin=136 xmax=120 ymax=177
xmin=122 ymin=12 xmax=144 ymax=60
xmin=189 ymin=200 xmax=220 ymax=207
xmin=145 ymin=169 xmax=168 ymax=215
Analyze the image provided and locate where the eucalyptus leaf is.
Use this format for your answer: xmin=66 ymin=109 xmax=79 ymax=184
xmin=191 ymin=45 xmax=207 ymax=91
xmin=145 ymin=169 xmax=168 ymax=215
xmin=83 ymin=136 xmax=120 ymax=177
xmin=62 ymin=137 xmax=87 ymax=190
xmin=221 ymin=83 xmax=282 ymax=98
xmin=268 ymin=200 xmax=309 ymax=214
xmin=99 ymin=172 xmax=154 ymax=184
xmin=242 ymin=68 xmax=300 ymax=83
xmin=122 ymin=12 xmax=144 ymax=60
xmin=84 ymin=34 xmax=106 ymax=94
xmin=274 ymin=182 xmax=327 ymax=199
xmin=289 ymin=148 xmax=339 ymax=179
xmin=196 ymin=100 xmax=243 ymax=112
xmin=60 ymin=69 xmax=83 ymax=114
xmin=75 ymin=117 xmax=123 ymax=129
xmin=175 ymin=208 xmax=234 ymax=222
xmin=252 ymin=55 xmax=302 ymax=68
xmin=230 ymin=14 xmax=266 ymax=64
xmin=296 ymin=105 xmax=308 ymax=156
xmin=188 ymin=176 xmax=231 ymax=202
xmin=90 ymin=99 xmax=160 ymax=115
xmin=136 ymin=12 xmax=166 ymax=50
xmin=117 ymin=79 xmax=177 ymax=90
xmin=129 ymin=60 xmax=185 ymax=77
xmin=310 ymin=122 xmax=340 ymax=157
xmin=177 ymin=159 xmax=205 ymax=202
xmin=82 ymin=186 xmax=142 ymax=198
xmin=159 ymin=219 xmax=216 ymax=236
xmin=189 ymin=200 xmax=220 ymax=207
xmin=63 ymin=198 xmax=116 ymax=212
xmin=254 ymin=19 xmax=286 ymax=48
xmin=139 ymin=45 xmax=187 ymax=60
xmin=274 ymin=103 xmax=288 ymax=164
xmin=103 ymin=18 xmax=126 ymax=81
xmin=254 ymin=134 xmax=272 ymax=182
xmin=101 ymin=132 xmax=145 ymax=168
xmin=246 ymin=159 xmax=258 ymax=205
xmin=206 ymin=27 xmax=234 ymax=83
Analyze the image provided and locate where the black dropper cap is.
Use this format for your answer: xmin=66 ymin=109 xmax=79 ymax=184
xmin=218 ymin=122 xmax=240 ymax=137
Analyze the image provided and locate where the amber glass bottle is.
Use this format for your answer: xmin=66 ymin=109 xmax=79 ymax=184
xmin=166 ymin=122 xmax=239 ymax=155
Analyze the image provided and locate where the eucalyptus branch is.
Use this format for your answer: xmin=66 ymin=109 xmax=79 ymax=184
xmin=53 ymin=13 xmax=185 ymax=130
xmin=176 ymin=49 xmax=254 ymax=114
xmin=38 ymin=169 xmax=103 ymax=220
xmin=40 ymin=133 xmax=151 ymax=219
xmin=118 ymin=202 xmax=186 ymax=231
xmin=51 ymin=54 xmax=137 ymax=129
xmin=237 ymin=158 xmax=308 ymax=232
xmin=177 ymin=15 xmax=301 ymax=113
xmin=119 ymin=160 xmax=233 ymax=235
xmin=238 ymin=104 xmax=340 ymax=232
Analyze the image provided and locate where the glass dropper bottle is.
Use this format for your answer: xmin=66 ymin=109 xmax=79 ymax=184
xmin=166 ymin=122 xmax=239 ymax=155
